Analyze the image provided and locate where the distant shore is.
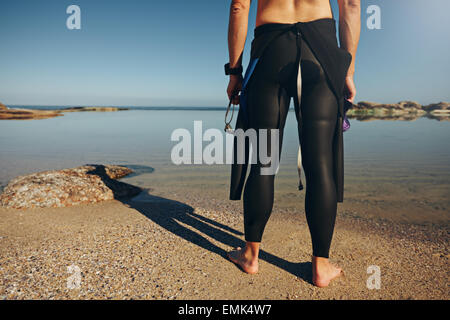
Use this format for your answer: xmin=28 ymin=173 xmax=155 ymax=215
xmin=0 ymin=101 xmax=449 ymax=120
xmin=346 ymin=101 xmax=450 ymax=121
xmin=0 ymin=103 xmax=129 ymax=120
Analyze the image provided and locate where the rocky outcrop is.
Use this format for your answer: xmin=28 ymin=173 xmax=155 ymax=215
xmin=0 ymin=164 xmax=141 ymax=209
xmin=0 ymin=106 xmax=129 ymax=120
xmin=346 ymin=101 xmax=449 ymax=120
xmin=61 ymin=106 xmax=129 ymax=112
xmin=422 ymin=102 xmax=450 ymax=113
xmin=353 ymin=100 xmax=423 ymax=112
xmin=0 ymin=101 xmax=7 ymax=110
xmin=0 ymin=108 xmax=63 ymax=120
xmin=351 ymin=100 xmax=450 ymax=112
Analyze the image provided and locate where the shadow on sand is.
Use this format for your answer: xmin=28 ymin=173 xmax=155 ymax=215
xmin=83 ymin=164 xmax=312 ymax=283
xmin=120 ymin=189 xmax=313 ymax=284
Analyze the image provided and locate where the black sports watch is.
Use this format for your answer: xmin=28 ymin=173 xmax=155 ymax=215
xmin=224 ymin=63 xmax=243 ymax=76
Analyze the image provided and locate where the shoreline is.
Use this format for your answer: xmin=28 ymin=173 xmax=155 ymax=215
xmin=1 ymin=101 xmax=449 ymax=121
xmin=0 ymin=187 xmax=448 ymax=300
xmin=0 ymin=106 xmax=129 ymax=120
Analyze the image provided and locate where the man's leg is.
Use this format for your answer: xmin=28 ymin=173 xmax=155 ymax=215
xmin=297 ymin=39 xmax=343 ymax=287
xmin=228 ymin=32 xmax=295 ymax=274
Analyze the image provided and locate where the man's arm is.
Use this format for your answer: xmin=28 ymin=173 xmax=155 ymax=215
xmin=228 ymin=0 xmax=251 ymax=69
xmin=337 ymin=0 xmax=361 ymax=77
xmin=337 ymin=0 xmax=361 ymax=101
xmin=227 ymin=0 xmax=251 ymax=103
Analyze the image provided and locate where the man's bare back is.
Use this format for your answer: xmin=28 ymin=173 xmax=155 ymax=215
xmin=227 ymin=0 xmax=360 ymax=105
xmin=256 ymin=0 xmax=333 ymax=27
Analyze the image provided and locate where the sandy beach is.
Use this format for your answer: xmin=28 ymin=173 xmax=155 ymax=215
xmin=0 ymin=186 xmax=448 ymax=300
xmin=2 ymin=0 xmax=450 ymax=303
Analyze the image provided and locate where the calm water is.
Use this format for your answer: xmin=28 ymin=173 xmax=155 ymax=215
xmin=1 ymin=109 xmax=449 ymax=225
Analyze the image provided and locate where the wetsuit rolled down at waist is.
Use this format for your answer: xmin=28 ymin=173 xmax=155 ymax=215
xmin=229 ymin=18 xmax=352 ymax=258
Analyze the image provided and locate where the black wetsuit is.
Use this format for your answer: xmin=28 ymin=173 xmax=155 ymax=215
xmin=229 ymin=18 xmax=352 ymax=258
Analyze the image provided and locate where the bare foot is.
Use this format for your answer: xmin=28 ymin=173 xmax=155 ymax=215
xmin=227 ymin=247 xmax=259 ymax=274
xmin=312 ymin=256 xmax=344 ymax=288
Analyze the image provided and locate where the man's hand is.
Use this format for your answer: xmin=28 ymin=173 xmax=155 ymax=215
xmin=227 ymin=74 xmax=243 ymax=105
xmin=343 ymin=75 xmax=356 ymax=102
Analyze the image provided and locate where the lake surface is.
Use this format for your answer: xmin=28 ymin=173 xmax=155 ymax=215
xmin=1 ymin=108 xmax=449 ymax=225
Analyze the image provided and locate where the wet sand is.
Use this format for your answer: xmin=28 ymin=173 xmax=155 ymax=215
xmin=0 ymin=187 xmax=448 ymax=300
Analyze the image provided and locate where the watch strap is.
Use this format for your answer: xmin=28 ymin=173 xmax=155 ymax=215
xmin=224 ymin=63 xmax=243 ymax=75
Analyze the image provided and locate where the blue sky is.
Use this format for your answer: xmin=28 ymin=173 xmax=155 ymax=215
xmin=0 ymin=0 xmax=449 ymax=107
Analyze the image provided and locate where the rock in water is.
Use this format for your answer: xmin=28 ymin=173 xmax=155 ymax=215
xmin=0 ymin=101 xmax=7 ymax=110
xmin=422 ymin=102 xmax=450 ymax=112
xmin=0 ymin=164 xmax=142 ymax=209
